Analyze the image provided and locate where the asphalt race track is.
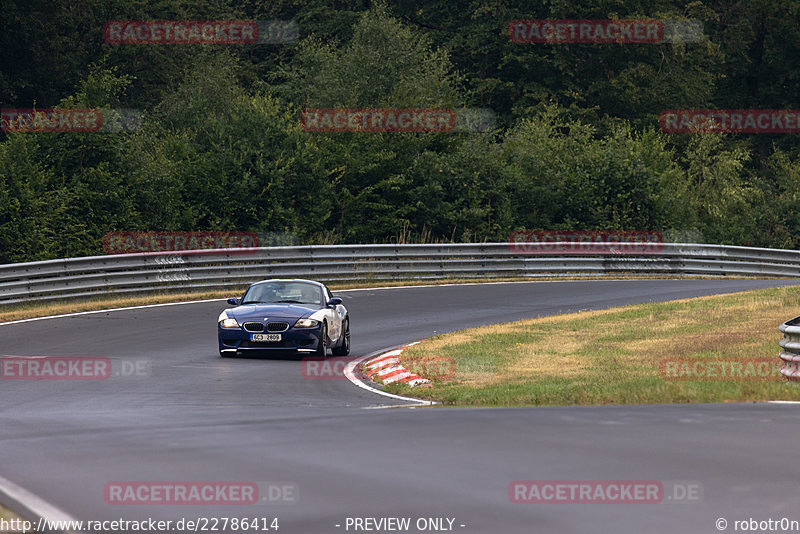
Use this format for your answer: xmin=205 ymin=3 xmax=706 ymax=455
xmin=2 ymin=279 xmax=800 ymax=534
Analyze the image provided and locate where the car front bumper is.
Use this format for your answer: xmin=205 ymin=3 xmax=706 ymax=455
xmin=218 ymin=325 xmax=323 ymax=353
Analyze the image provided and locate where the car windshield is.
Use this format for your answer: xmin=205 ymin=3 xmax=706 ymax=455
xmin=241 ymin=282 xmax=322 ymax=306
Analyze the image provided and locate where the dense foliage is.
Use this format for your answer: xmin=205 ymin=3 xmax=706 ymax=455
xmin=1 ymin=0 xmax=799 ymax=263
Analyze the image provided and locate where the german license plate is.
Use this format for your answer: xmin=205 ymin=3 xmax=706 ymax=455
xmin=251 ymin=333 xmax=281 ymax=342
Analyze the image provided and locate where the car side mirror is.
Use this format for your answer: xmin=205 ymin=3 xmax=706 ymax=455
xmin=227 ymin=297 xmax=240 ymax=306
xmin=327 ymin=297 xmax=343 ymax=307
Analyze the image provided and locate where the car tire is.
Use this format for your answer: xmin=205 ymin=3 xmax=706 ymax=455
xmin=314 ymin=322 xmax=328 ymax=358
xmin=332 ymin=318 xmax=350 ymax=356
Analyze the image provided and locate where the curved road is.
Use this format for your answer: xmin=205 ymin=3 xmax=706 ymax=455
xmin=2 ymin=279 xmax=800 ymax=533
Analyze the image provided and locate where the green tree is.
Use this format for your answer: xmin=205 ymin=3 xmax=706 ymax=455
xmin=276 ymin=4 xmax=465 ymax=241
xmin=0 ymin=67 xmax=136 ymax=262
xmin=502 ymin=106 xmax=685 ymax=233
xmin=127 ymin=51 xmax=332 ymax=239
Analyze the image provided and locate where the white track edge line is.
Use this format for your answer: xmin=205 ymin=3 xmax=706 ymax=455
xmin=0 ymin=298 xmax=224 ymax=326
xmin=0 ymin=474 xmax=80 ymax=534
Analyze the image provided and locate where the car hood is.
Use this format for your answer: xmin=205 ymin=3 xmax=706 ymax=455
xmin=229 ymin=304 xmax=318 ymax=321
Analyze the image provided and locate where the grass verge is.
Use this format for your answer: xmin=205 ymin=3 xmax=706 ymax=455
xmin=382 ymin=285 xmax=800 ymax=406
xmin=0 ymin=275 xmax=722 ymax=323
xmin=0 ymin=503 xmax=22 ymax=523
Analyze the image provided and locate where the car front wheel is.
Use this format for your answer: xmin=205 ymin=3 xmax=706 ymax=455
xmin=332 ymin=318 xmax=350 ymax=356
xmin=314 ymin=322 xmax=328 ymax=357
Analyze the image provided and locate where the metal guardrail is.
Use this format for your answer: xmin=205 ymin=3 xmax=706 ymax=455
xmin=779 ymin=317 xmax=800 ymax=381
xmin=2 ymin=242 xmax=800 ymax=306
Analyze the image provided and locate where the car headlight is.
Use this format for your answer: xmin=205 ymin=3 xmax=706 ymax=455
xmin=219 ymin=318 xmax=240 ymax=329
xmin=294 ymin=318 xmax=319 ymax=328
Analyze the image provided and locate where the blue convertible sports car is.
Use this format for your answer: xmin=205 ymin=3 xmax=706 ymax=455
xmin=217 ymin=279 xmax=350 ymax=357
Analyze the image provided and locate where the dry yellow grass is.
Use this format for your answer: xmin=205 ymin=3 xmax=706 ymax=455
xmin=390 ymin=286 xmax=800 ymax=405
xmin=0 ymin=504 xmax=23 ymax=523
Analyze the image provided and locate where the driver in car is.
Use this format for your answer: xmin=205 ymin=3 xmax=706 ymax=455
xmin=300 ymin=285 xmax=319 ymax=305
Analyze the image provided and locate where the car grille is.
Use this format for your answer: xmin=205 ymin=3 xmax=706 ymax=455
xmin=267 ymin=322 xmax=289 ymax=332
xmin=240 ymin=340 xmax=296 ymax=349
xmin=243 ymin=322 xmax=264 ymax=332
